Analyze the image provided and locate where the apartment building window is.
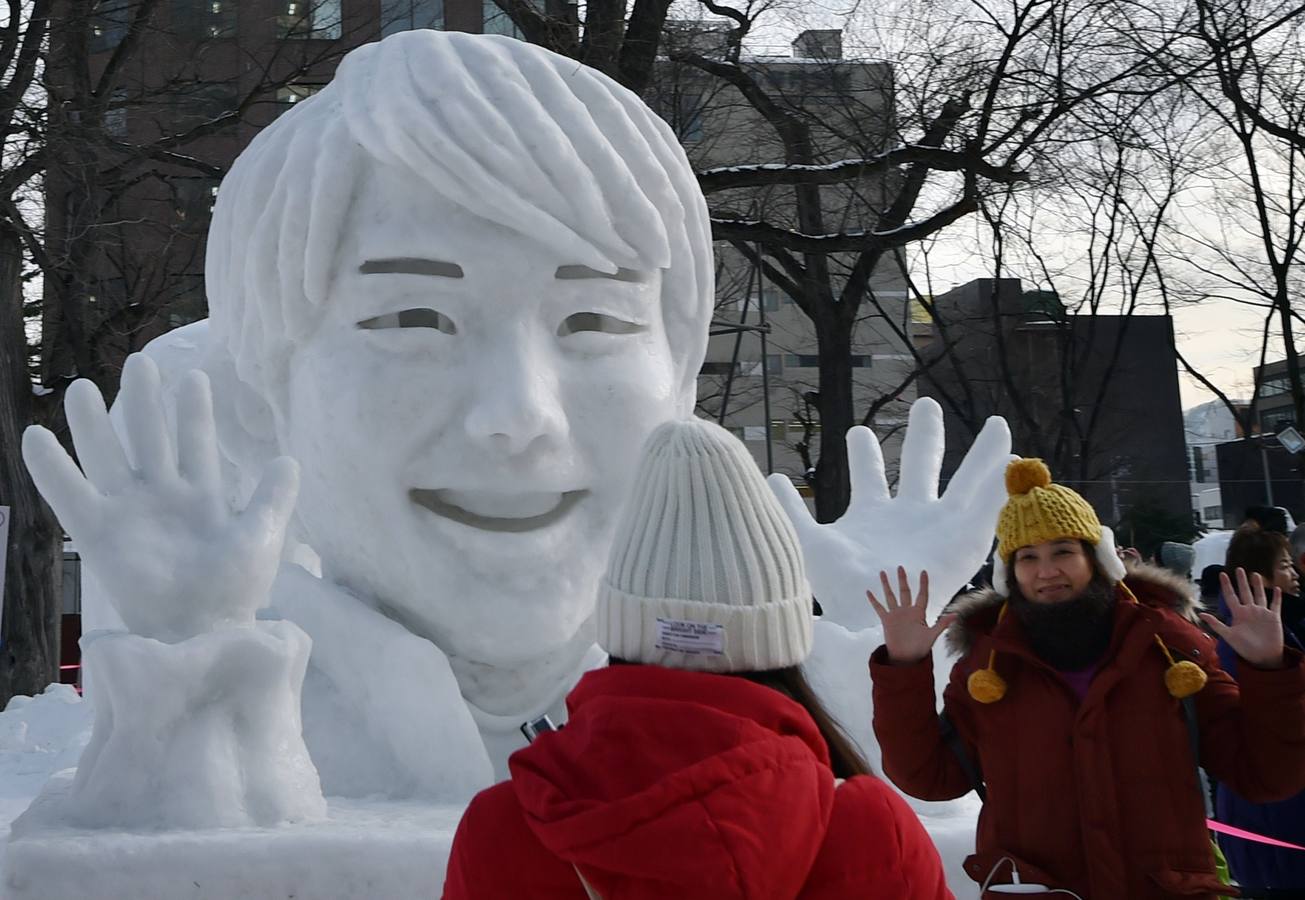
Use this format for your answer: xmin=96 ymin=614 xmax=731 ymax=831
xmin=757 ymin=282 xmax=783 ymax=311
xmin=783 ymin=354 xmax=869 ymax=368
xmin=279 ymin=0 xmax=342 ymax=39
xmin=482 ymin=0 xmax=536 ymax=37
xmin=1263 ymin=409 xmax=1296 ymax=433
xmin=105 ymin=89 xmax=128 ymax=136
xmin=1204 ymin=505 xmax=1222 ymax=522
xmin=674 ymin=91 xmax=705 ymax=143
xmin=171 ymin=82 xmax=239 ymax=127
xmin=381 ymin=0 xmax=444 ymax=36
xmin=276 ymin=83 xmax=325 ymax=107
xmin=90 ymin=0 xmax=133 ymax=52
xmin=699 ymin=361 xmax=736 ymax=376
xmin=171 ymin=0 xmax=236 ymax=39
xmin=173 ymin=177 xmax=222 ymax=230
xmin=1259 ymin=375 xmax=1291 ymax=398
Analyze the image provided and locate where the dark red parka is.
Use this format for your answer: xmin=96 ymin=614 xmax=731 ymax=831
xmin=870 ymin=564 xmax=1305 ymax=899
xmin=443 ymin=664 xmax=952 ymax=900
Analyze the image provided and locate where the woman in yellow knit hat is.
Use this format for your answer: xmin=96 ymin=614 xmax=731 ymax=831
xmin=868 ymin=458 xmax=1305 ymax=900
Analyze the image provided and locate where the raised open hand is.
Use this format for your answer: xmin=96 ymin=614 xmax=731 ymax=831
xmin=768 ymin=397 xmax=1011 ymax=632
xmin=22 ymin=354 xmax=298 ymax=643
xmin=866 ymin=568 xmax=955 ymax=665
xmin=1200 ymin=568 xmax=1285 ymax=670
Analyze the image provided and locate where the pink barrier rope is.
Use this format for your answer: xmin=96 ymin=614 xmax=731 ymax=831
xmin=1209 ymin=819 xmax=1305 ymax=852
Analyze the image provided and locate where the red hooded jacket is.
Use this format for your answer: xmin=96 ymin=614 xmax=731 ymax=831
xmin=443 ymin=665 xmax=952 ymax=900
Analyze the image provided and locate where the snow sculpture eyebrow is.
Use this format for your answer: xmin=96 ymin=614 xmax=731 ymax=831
xmin=359 ymin=258 xmax=465 ymax=278
xmin=554 ymin=265 xmax=646 ymax=283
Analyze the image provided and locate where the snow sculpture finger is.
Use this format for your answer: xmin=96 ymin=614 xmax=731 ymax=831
xmin=22 ymin=356 xmax=297 ymax=642
xmin=767 ymin=397 xmax=1011 ymax=632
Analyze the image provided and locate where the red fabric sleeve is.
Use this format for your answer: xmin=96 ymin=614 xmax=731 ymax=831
xmin=802 ymin=775 xmax=954 ymax=899
xmin=1196 ymin=644 xmax=1305 ymax=803
xmin=870 ymin=645 xmax=976 ymax=802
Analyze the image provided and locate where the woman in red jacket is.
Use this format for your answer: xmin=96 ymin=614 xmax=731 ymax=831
xmin=869 ymin=459 xmax=1305 ymax=900
xmin=443 ymin=418 xmax=952 ymax=900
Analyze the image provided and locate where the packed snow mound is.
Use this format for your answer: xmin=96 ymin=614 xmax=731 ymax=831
xmin=0 ymin=683 xmax=93 ymax=852
xmin=0 ymin=685 xmax=91 ymax=792
xmin=6 ymin=783 xmax=464 ymax=900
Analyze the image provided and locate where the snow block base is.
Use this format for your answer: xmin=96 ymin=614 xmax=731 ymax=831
xmin=3 ymin=772 xmax=464 ymax=900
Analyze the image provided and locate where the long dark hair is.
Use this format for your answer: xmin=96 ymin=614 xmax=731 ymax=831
xmin=609 ymin=657 xmax=872 ymax=779
xmin=739 ymin=665 xmax=873 ymax=779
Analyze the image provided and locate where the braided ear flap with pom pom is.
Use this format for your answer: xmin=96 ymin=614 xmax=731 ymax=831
xmin=1155 ymin=636 xmax=1208 ymax=699
xmin=968 ymin=604 xmax=1010 ymax=703
xmin=968 ymin=655 xmax=1007 ymax=704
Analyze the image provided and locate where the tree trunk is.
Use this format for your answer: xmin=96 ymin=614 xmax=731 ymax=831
xmin=0 ymin=229 xmax=61 ymax=705
xmin=813 ymin=325 xmax=854 ymax=523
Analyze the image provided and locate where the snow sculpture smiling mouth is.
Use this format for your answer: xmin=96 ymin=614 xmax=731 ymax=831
xmin=409 ymin=488 xmax=589 ymax=533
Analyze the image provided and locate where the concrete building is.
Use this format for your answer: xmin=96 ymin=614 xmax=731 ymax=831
xmin=41 ymin=0 xmax=570 ymax=382
xmin=652 ymin=28 xmax=911 ymax=486
xmin=919 ymin=277 xmax=1193 ymax=528
xmin=1183 ymin=399 xmax=1244 ymax=529
xmin=1207 ymin=359 xmax=1305 ymax=528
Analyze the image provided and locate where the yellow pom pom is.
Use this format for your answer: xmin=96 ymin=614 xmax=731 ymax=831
xmin=1005 ymin=459 xmax=1052 ymax=496
xmin=968 ymin=668 xmax=1007 ymax=704
xmin=1164 ymin=660 xmax=1207 ymax=699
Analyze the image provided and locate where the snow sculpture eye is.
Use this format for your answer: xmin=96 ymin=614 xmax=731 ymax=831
xmin=357 ymin=308 xmax=458 ymax=335
xmin=557 ymin=313 xmax=645 ymax=336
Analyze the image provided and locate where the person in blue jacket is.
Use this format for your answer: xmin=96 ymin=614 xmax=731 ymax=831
xmin=1215 ymin=520 xmax=1305 ymax=892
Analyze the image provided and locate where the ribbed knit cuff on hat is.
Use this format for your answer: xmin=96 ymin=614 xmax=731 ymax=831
xmin=596 ymin=580 xmax=813 ymax=673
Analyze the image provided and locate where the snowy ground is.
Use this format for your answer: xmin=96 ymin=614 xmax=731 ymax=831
xmin=0 ymin=685 xmax=980 ymax=898
xmin=0 ymin=685 xmax=90 ymax=845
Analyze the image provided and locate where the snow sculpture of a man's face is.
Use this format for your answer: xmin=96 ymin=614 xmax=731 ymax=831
xmin=202 ymin=31 xmax=713 ymax=671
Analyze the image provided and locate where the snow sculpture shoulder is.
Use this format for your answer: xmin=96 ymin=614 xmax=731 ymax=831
xmin=145 ymin=30 xmax=714 ymax=794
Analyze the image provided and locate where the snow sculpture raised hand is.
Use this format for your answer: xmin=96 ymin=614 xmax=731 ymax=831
xmin=19 ymin=353 xmax=324 ymax=828
xmin=22 ymin=354 xmax=297 ymax=642
xmin=768 ymin=397 xmax=1011 ymax=632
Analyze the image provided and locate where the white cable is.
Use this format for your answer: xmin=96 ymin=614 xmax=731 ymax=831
xmin=978 ymin=856 xmax=1085 ymax=898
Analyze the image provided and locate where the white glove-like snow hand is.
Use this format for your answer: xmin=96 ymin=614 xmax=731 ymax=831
xmin=768 ymin=397 xmax=1011 ymax=632
xmin=22 ymin=354 xmax=298 ymax=643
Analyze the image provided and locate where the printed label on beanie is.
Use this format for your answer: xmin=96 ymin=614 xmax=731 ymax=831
xmin=655 ymin=618 xmax=725 ymax=655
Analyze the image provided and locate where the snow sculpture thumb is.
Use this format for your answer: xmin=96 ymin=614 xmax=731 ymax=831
xmin=768 ymin=398 xmax=1012 ymax=632
xmin=21 ymin=353 xmax=326 ymax=828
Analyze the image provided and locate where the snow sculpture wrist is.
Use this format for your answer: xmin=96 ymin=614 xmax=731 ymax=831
xmin=67 ymin=621 xmax=326 ymax=829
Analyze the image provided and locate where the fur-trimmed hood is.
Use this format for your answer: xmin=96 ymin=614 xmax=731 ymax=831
xmin=943 ymin=561 xmax=1203 ymax=658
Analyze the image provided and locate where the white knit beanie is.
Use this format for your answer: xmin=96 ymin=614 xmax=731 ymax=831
xmin=596 ymin=417 xmax=813 ymax=672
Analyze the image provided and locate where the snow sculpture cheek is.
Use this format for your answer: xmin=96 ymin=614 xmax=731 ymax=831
xmin=64 ymin=622 xmax=324 ymax=829
xmin=273 ymin=164 xmax=684 ymax=668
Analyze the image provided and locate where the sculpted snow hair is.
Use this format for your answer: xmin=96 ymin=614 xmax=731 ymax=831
xmin=204 ymin=29 xmax=713 ymax=407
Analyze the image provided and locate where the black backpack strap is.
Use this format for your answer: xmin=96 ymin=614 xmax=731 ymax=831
xmin=939 ymin=711 xmax=987 ymax=803
xmin=1181 ymin=696 xmax=1200 ymax=769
